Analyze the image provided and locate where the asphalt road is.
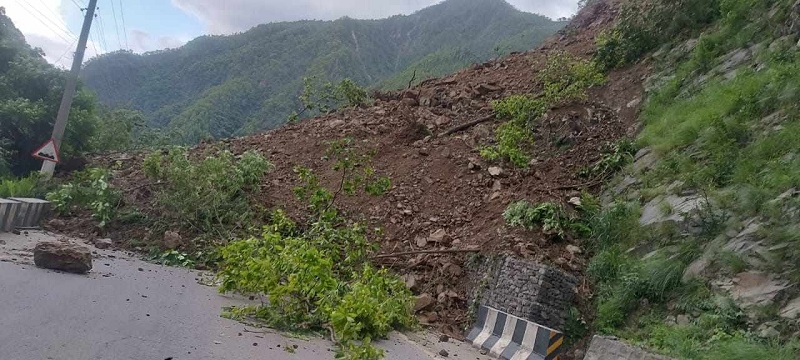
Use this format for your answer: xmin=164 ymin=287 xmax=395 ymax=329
xmin=0 ymin=231 xmax=487 ymax=360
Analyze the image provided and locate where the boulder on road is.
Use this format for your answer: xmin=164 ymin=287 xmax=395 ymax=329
xmin=33 ymin=242 xmax=92 ymax=274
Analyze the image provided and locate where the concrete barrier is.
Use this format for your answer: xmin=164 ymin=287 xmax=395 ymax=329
xmin=0 ymin=198 xmax=21 ymax=232
xmin=467 ymin=305 xmax=564 ymax=360
xmin=9 ymin=198 xmax=51 ymax=228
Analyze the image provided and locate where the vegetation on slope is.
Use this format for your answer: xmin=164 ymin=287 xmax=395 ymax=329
xmin=582 ymin=0 xmax=800 ymax=358
xmin=81 ymin=0 xmax=565 ymax=144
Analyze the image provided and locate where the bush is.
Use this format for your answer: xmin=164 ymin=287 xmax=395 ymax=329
xmin=291 ymin=77 xmax=370 ymax=122
xmin=142 ymin=148 xmax=272 ymax=235
xmin=0 ymin=174 xmax=47 ymax=198
xmin=46 ymin=168 xmax=120 ymax=227
xmin=579 ymin=139 xmax=638 ymax=178
xmin=503 ymin=201 xmax=589 ymax=239
xmin=537 ymin=51 xmax=605 ymax=103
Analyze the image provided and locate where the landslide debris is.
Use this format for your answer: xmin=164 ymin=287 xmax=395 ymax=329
xmin=49 ymin=0 xmax=648 ymax=336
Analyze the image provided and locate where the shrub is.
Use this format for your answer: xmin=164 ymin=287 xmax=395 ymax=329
xmin=0 ymin=174 xmax=46 ymax=198
xmin=537 ymin=51 xmax=605 ymax=103
xmin=503 ymin=201 xmax=589 ymax=239
xmin=579 ymin=139 xmax=638 ymax=178
xmin=46 ymin=168 xmax=120 ymax=227
xmin=142 ymin=148 xmax=271 ymax=235
xmin=291 ymin=77 xmax=370 ymax=122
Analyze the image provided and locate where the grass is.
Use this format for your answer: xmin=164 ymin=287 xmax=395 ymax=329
xmin=0 ymin=174 xmax=47 ymax=198
xmin=585 ymin=0 xmax=800 ymax=357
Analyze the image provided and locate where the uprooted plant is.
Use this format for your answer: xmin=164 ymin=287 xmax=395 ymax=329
xmin=216 ymin=139 xmax=412 ymax=360
xmin=142 ymin=147 xmax=272 ymax=238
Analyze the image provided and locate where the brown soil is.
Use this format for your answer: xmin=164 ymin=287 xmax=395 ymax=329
xmin=48 ymin=0 xmax=651 ymax=349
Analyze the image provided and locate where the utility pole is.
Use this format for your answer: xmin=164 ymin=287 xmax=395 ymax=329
xmin=40 ymin=0 xmax=98 ymax=177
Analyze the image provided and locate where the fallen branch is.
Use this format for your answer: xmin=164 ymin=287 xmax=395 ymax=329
xmin=439 ymin=114 xmax=495 ymax=136
xmin=371 ymin=248 xmax=480 ymax=260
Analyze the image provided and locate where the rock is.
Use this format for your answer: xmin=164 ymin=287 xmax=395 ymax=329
xmin=163 ymin=231 xmax=183 ymax=249
xmin=568 ymin=197 xmax=582 ymax=207
xmin=479 ymin=349 xmax=488 ymax=355
xmin=33 ymin=242 xmax=92 ymax=274
xmin=682 ymin=257 xmax=710 ymax=282
xmin=445 ymin=263 xmax=462 ymax=276
xmin=639 ymin=194 xmax=705 ymax=233
xmin=414 ymin=293 xmax=435 ymax=312
xmin=566 ymin=245 xmax=582 ymax=255
xmin=730 ymin=271 xmax=790 ymax=308
xmin=402 ymin=274 xmax=418 ymax=291
xmin=676 ymin=314 xmax=691 ymax=326
xmin=757 ymin=324 xmax=781 ymax=338
xmin=780 ymin=297 xmax=800 ymax=319
xmin=438 ymin=349 xmax=449 ymax=357
xmin=488 ymin=166 xmax=503 ymax=177
xmin=94 ymin=238 xmax=113 ymax=249
xmin=626 ymin=97 xmax=642 ymax=108
xmin=415 ymin=235 xmax=428 ymax=248
xmin=439 ymin=334 xmax=450 ymax=342
xmin=429 ymin=229 xmax=449 ymax=244
xmin=633 ymin=148 xmax=658 ymax=173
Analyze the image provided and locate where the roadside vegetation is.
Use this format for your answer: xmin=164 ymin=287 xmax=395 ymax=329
xmin=576 ymin=0 xmax=800 ymax=358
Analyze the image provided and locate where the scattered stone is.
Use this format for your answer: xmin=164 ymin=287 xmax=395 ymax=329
xmin=415 ymin=236 xmax=428 ymax=248
xmin=33 ymin=242 xmax=92 ymax=274
xmin=731 ymin=271 xmax=790 ymax=308
xmin=402 ymin=274 xmax=418 ymax=291
xmin=414 ymin=293 xmax=435 ymax=312
xmin=479 ymin=349 xmax=488 ymax=355
xmin=488 ymin=166 xmax=503 ymax=177
xmin=633 ymin=147 xmax=658 ymax=173
xmin=467 ymin=161 xmax=479 ymax=171
xmin=779 ymin=297 xmax=800 ymax=319
xmin=428 ymin=229 xmax=449 ymax=244
xmin=438 ymin=349 xmax=449 ymax=357
xmin=567 ymin=197 xmax=582 ymax=207
xmin=757 ymin=324 xmax=780 ymax=338
xmin=566 ymin=245 xmax=582 ymax=255
xmin=163 ymin=231 xmax=183 ymax=250
xmin=676 ymin=314 xmax=690 ymax=326
xmin=439 ymin=334 xmax=450 ymax=343
xmin=94 ymin=238 xmax=113 ymax=250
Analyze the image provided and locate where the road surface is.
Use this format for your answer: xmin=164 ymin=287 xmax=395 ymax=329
xmin=0 ymin=231 xmax=488 ymax=360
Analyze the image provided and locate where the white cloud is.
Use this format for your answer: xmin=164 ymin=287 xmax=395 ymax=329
xmin=130 ymin=29 xmax=187 ymax=53
xmin=172 ymin=0 xmax=579 ymax=34
xmin=2 ymin=0 xmax=103 ymax=67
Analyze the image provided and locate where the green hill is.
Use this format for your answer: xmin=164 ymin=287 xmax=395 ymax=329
xmin=81 ymin=0 xmax=565 ymax=144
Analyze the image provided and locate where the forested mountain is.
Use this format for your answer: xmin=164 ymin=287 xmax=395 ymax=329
xmin=82 ymin=0 xmax=565 ymax=144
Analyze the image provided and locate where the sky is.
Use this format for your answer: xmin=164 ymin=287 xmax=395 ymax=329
xmin=1 ymin=0 xmax=579 ymax=68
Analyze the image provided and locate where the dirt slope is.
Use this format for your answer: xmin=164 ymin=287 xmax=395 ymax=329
xmin=52 ymin=0 xmax=649 ymax=338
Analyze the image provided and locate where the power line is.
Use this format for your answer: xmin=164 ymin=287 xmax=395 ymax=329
xmin=109 ymin=0 xmax=123 ymax=49
xmin=118 ymin=0 xmax=129 ymax=50
xmin=13 ymin=0 xmax=77 ymax=43
xmin=69 ymin=0 xmax=84 ymax=11
xmin=33 ymin=0 xmax=79 ymax=37
xmin=55 ymin=37 xmax=79 ymax=65
xmin=96 ymin=13 xmax=109 ymax=50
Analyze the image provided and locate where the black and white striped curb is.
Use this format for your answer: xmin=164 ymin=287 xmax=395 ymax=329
xmin=467 ymin=305 xmax=564 ymax=360
xmin=0 ymin=198 xmax=20 ymax=232
xmin=0 ymin=198 xmax=51 ymax=232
